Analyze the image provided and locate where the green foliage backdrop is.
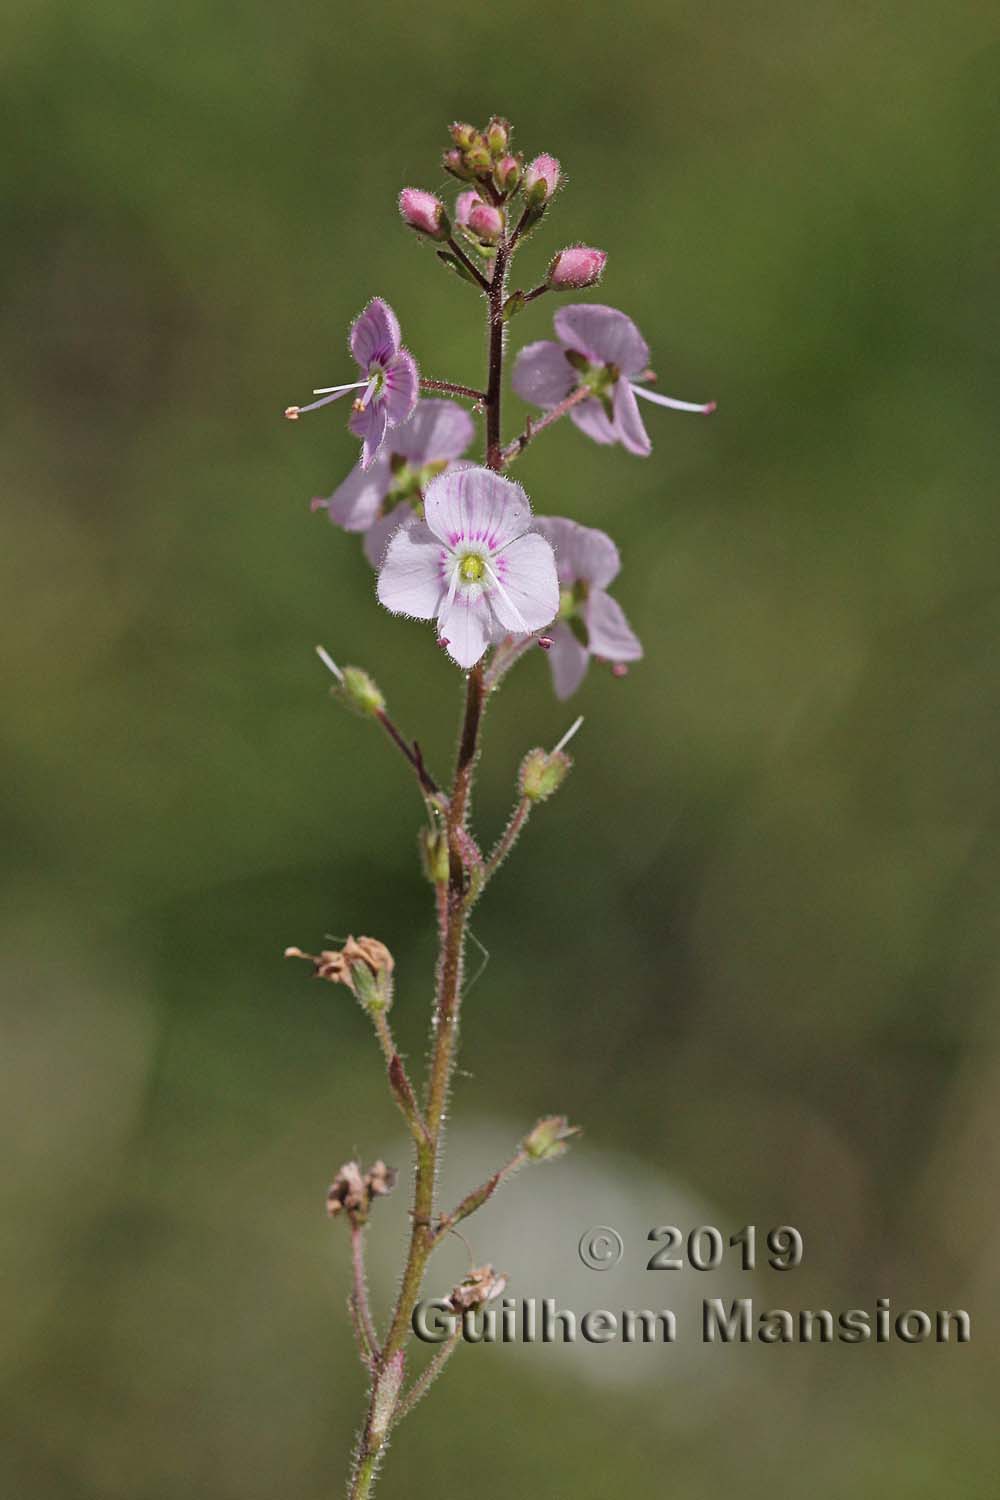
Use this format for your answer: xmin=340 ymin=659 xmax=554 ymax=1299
xmin=3 ymin=1 xmax=999 ymax=1494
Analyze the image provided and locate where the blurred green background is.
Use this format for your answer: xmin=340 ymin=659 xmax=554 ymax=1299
xmin=4 ymin=0 xmax=1000 ymax=1494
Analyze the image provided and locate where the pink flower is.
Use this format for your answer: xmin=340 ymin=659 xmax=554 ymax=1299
xmin=533 ymin=517 xmax=642 ymax=698
xmin=376 ymin=467 xmax=559 ymax=669
xmin=523 ymin=154 xmax=560 ymax=203
xmin=547 ymin=246 xmax=607 ymax=290
xmin=398 ymin=188 xmax=448 ymax=240
xmin=285 ymin=298 xmax=419 ymax=470
xmin=512 ymin=304 xmax=714 ymax=457
xmin=312 ymin=399 xmax=475 ymax=566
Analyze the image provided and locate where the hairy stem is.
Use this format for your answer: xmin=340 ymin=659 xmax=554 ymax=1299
xmin=347 ymin=219 xmax=511 ymax=1500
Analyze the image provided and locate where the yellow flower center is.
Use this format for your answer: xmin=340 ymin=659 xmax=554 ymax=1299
xmin=460 ymin=553 xmax=486 ymax=583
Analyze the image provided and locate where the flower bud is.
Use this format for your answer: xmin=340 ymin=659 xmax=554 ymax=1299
xmin=547 ymin=246 xmax=607 ymax=290
xmin=443 ymin=148 xmax=475 ymax=182
xmin=398 ymin=188 xmax=449 ymax=241
xmin=448 ymin=1265 xmax=507 ymax=1312
xmin=519 ymin=747 xmax=572 ymax=803
xmin=454 ymin=190 xmax=480 ymax=227
xmin=485 ymin=116 xmax=511 ymax=156
xmin=523 ymin=153 xmax=561 ymax=204
xmin=337 ymin=665 xmax=385 ymax=718
xmin=493 ymin=153 xmax=521 ymax=193
xmin=468 ymin=202 xmax=504 ymax=243
xmin=364 ymin=1159 xmax=397 ymax=1199
xmin=465 ymin=142 xmax=494 ymax=177
xmin=523 ymin=1115 xmax=580 ymax=1161
xmin=449 ymin=121 xmax=477 ymax=149
xmin=419 ymin=825 xmax=450 ymax=884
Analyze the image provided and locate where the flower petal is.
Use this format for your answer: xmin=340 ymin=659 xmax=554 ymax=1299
xmin=350 ymin=298 xmax=401 ymax=370
xmin=612 ymin=378 xmax=652 ymax=457
xmin=546 ymin=622 xmax=590 ymax=700
xmin=438 ymin=590 xmax=493 ymax=669
xmin=511 ymin=340 xmax=576 ymax=408
xmin=489 ymin=531 xmax=559 ymax=634
xmin=350 ymin=399 xmax=389 ymax=470
xmin=553 ymin=304 xmax=649 ymax=376
xmin=392 ymin=399 xmax=475 ymax=463
xmin=382 ymin=349 xmax=419 ymax=427
xmin=583 ymin=589 xmax=643 ymax=662
xmin=363 ymin=505 xmax=416 ymax=568
xmin=321 ymin=454 xmax=390 ymax=532
xmin=534 ymin=517 xmax=621 ymax=589
xmin=376 ymin=520 xmax=447 ymax=619
xmin=569 ymin=395 xmax=618 ymax=446
xmin=424 ymin=466 xmax=532 ymax=552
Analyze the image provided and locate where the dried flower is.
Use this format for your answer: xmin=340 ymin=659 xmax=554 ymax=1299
xmin=447 ymin=1265 xmax=508 ymax=1312
xmin=326 ymin=1160 xmax=367 ymax=1218
xmin=326 ymin=1158 xmax=397 ymax=1225
xmin=285 ymin=935 xmax=395 ymax=1010
xmin=376 ymin=466 xmax=559 ymax=669
xmin=285 ymin=298 xmax=419 ymax=470
xmin=533 ymin=517 xmax=642 ymax=697
xmin=513 ymin=304 xmax=714 ymax=457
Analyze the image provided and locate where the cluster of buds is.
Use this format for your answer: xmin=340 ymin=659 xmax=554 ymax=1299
xmin=522 ymin=1115 xmax=580 ymax=1161
xmin=447 ymin=1264 xmax=507 ymax=1312
xmin=326 ymin=1158 xmax=397 ymax=1226
xmin=399 ymin=119 xmax=573 ymax=270
xmin=285 ymin=935 xmax=395 ymax=1013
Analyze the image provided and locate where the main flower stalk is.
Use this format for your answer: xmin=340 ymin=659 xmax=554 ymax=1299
xmin=347 ymin=228 xmax=508 ymax=1500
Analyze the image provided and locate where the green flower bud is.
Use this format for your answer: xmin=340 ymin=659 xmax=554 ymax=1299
xmin=419 ymin=825 xmax=450 ymax=885
xmin=485 ymin=117 xmax=511 ymax=156
xmin=337 ymin=665 xmax=385 ymax=718
xmin=519 ymin=747 xmax=572 ymax=803
xmin=523 ymin=1115 xmax=579 ymax=1161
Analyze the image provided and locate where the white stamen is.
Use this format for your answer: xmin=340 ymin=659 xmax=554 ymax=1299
xmin=356 ymin=375 xmax=379 ymax=411
xmin=312 ymin=380 xmax=369 ymax=395
xmin=552 ymin=715 xmax=584 ymax=755
xmin=315 ymin=645 xmax=345 ymax=683
xmin=482 ymin=559 xmax=530 ymax=634
xmin=290 ymin=381 xmax=369 ymax=416
xmin=630 ymin=382 xmax=716 ymax=415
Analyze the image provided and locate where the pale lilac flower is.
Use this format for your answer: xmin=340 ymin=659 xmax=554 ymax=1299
xmin=376 ymin=467 xmax=559 ymax=669
xmin=547 ymin=246 xmax=607 ymax=290
xmin=399 ymin=188 xmax=448 ymax=240
xmin=523 ymin=154 xmax=561 ymax=202
xmin=312 ymin=399 xmax=475 ymax=566
xmin=533 ymin=517 xmax=642 ymax=698
xmin=512 ymin=304 xmax=715 ymax=457
xmin=285 ymin=298 xmax=419 ymax=471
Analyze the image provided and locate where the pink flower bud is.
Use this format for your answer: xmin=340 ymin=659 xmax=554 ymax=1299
xmin=454 ymin=190 xmax=480 ymax=227
xmin=523 ymin=153 xmax=561 ymax=203
xmin=398 ymin=188 xmax=448 ymax=240
xmin=494 ymin=153 xmax=521 ymax=192
xmin=547 ymin=245 xmax=607 ymax=290
xmin=468 ymin=201 xmax=504 ymax=242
